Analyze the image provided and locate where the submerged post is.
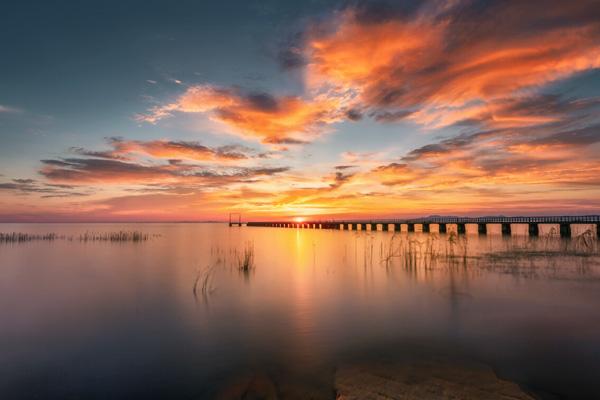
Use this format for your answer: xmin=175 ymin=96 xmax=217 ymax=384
xmin=439 ymin=223 xmax=447 ymax=233
xmin=501 ymin=223 xmax=511 ymax=236
xmin=422 ymin=223 xmax=430 ymax=233
xmin=457 ymin=223 xmax=466 ymax=235
xmin=528 ymin=223 xmax=539 ymax=237
xmin=407 ymin=223 xmax=415 ymax=232
xmin=478 ymin=223 xmax=487 ymax=235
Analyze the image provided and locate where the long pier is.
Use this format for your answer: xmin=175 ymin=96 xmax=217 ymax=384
xmin=245 ymin=215 xmax=600 ymax=238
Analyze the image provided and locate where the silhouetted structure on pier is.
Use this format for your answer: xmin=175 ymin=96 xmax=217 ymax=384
xmin=245 ymin=215 xmax=600 ymax=238
xmin=228 ymin=213 xmax=242 ymax=227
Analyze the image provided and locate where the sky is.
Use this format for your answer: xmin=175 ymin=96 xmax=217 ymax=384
xmin=1 ymin=0 xmax=600 ymax=222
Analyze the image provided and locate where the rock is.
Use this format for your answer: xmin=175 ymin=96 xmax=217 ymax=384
xmin=216 ymin=372 xmax=278 ymax=400
xmin=334 ymin=360 xmax=535 ymax=400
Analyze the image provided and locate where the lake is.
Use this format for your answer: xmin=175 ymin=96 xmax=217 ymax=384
xmin=1 ymin=223 xmax=599 ymax=399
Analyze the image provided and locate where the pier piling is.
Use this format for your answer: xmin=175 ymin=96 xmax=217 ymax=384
xmin=528 ymin=223 xmax=539 ymax=237
xmin=478 ymin=223 xmax=487 ymax=235
xmin=560 ymin=223 xmax=571 ymax=238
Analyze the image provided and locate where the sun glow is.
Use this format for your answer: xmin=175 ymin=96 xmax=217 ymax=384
xmin=294 ymin=217 xmax=305 ymax=223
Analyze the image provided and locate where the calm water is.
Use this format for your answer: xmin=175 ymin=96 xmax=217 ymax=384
xmin=1 ymin=223 xmax=599 ymax=399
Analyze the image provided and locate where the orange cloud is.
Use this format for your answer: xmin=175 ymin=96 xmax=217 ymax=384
xmin=141 ymin=85 xmax=343 ymax=144
xmin=303 ymin=1 xmax=600 ymax=127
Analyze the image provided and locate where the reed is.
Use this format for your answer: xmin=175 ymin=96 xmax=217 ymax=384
xmin=237 ymin=241 xmax=255 ymax=271
xmin=0 ymin=232 xmax=63 ymax=243
xmin=78 ymin=231 xmax=152 ymax=242
xmin=0 ymin=231 xmax=156 ymax=244
xmin=193 ymin=265 xmax=215 ymax=298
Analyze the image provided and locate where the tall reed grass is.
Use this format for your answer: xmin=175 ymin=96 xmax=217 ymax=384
xmin=237 ymin=241 xmax=255 ymax=271
xmin=0 ymin=231 xmax=156 ymax=244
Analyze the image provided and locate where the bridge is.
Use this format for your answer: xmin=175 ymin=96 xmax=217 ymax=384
xmin=244 ymin=215 xmax=600 ymax=238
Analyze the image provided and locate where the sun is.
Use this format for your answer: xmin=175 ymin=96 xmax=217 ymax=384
xmin=293 ymin=217 xmax=305 ymax=223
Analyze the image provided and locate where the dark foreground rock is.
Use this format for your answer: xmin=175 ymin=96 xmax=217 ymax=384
xmin=334 ymin=360 xmax=535 ymax=400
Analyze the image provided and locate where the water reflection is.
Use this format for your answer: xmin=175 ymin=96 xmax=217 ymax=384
xmin=0 ymin=223 xmax=599 ymax=399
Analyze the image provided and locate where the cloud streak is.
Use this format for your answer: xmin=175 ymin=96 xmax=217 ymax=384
xmin=70 ymin=137 xmax=256 ymax=162
xmin=139 ymin=85 xmax=344 ymax=145
xmin=39 ymin=156 xmax=290 ymax=186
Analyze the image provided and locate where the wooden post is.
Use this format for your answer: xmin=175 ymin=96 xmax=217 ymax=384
xmin=560 ymin=223 xmax=571 ymax=238
xmin=478 ymin=223 xmax=487 ymax=235
xmin=528 ymin=223 xmax=539 ymax=237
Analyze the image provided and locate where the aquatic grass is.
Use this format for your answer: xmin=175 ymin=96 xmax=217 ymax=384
xmin=574 ymin=229 xmax=596 ymax=253
xmin=193 ymin=265 xmax=215 ymax=299
xmin=237 ymin=241 xmax=255 ymax=272
xmin=78 ymin=230 xmax=153 ymax=242
xmin=0 ymin=232 xmax=64 ymax=243
xmin=0 ymin=230 xmax=157 ymax=244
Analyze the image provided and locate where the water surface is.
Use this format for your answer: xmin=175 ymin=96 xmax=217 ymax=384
xmin=1 ymin=223 xmax=599 ymax=399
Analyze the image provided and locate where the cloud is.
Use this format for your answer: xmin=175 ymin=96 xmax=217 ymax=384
xmin=0 ymin=178 xmax=88 ymax=197
xmin=69 ymin=137 xmax=261 ymax=162
xmin=139 ymin=85 xmax=344 ymax=144
xmin=0 ymin=105 xmax=21 ymax=113
xmin=300 ymin=0 xmax=600 ymax=127
xmin=39 ymin=156 xmax=290 ymax=186
xmin=369 ymin=116 xmax=600 ymax=191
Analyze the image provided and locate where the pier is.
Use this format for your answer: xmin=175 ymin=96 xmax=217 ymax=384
xmin=245 ymin=215 xmax=600 ymax=238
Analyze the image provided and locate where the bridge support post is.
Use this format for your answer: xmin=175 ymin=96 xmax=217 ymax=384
xmin=597 ymin=223 xmax=600 ymax=238
xmin=407 ymin=223 xmax=415 ymax=232
xmin=382 ymin=223 xmax=389 ymax=231
xmin=528 ymin=223 xmax=539 ymax=237
xmin=394 ymin=223 xmax=401 ymax=232
xmin=501 ymin=223 xmax=511 ymax=236
xmin=478 ymin=223 xmax=487 ymax=235
xmin=439 ymin=223 xmax=447 ymax=233
xmin=422 ymin=223 xmax=430 ymax=233
xmin=560 ymin=223 xmax=571 ymax=238
xmin=457 ymin=223 xmax=466 ymax=235
xmin=371 ymin=223 xmax=377 ymax=231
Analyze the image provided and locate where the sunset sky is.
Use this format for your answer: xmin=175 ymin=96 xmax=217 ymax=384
xmin=1 ymin=0 xmax=600 ymax=221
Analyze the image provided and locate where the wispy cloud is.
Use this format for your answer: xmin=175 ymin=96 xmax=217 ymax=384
xmin=138 ymin=84 xmax=345 ymax=145
xmin=39 ymin=156 xmax=290 ymax=186
xmin=0 ymin=104 xmax=21 ymax=113
xmin=0 ymin=178 xmax=89 ymax=198
xmin=69 ymin=137 xmax=257 ymax=162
